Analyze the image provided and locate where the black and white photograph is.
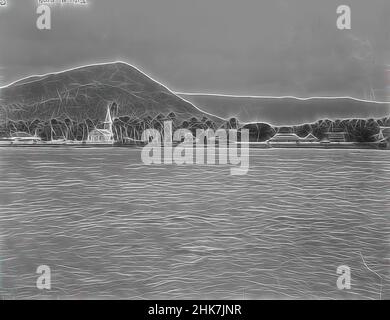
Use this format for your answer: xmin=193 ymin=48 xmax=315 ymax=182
xmin=0 ymin=0 xmax=389 ymax=309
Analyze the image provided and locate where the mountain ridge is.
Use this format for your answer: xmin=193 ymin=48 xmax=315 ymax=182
xmin=178 ymin=93 xmax=390 ymax=126
xmin=2 ymin=61 xmax=389 ymax=128
xmin=0 ymin=61 xmax=223 ymax=125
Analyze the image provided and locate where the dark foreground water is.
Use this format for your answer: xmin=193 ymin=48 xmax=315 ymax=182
xmin=0 ymin=147 xmax=389 ymax=299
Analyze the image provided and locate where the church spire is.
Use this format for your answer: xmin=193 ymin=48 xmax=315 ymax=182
xmin=104 ymin=104 xmax=113 ymax=133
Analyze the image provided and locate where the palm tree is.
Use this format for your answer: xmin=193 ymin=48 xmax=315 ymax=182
xmin=228 ymin=117 xmax=239 ymax=129
xmin=181 ymin=120 xmax=189 ymax=129
xmin=167 ymin=112 xmax=176 ymax=120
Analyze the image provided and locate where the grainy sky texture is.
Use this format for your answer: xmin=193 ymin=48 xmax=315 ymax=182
xmin=0 ymin=0 xmax=389 ymax=99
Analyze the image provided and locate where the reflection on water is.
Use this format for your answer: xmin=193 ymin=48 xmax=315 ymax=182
xmin=0 ymin=147 xmax=389 ymax=299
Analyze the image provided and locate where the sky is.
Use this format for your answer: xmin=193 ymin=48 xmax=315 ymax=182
xmin=0 ymin=0 xmax=389 ymax=100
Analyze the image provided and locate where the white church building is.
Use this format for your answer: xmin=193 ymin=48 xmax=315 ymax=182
xmin=87 ymin=105 xmax=114 ymax=144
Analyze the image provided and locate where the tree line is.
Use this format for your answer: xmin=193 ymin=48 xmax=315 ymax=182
xmin=1 ymin=112 xmax=389 ymax=143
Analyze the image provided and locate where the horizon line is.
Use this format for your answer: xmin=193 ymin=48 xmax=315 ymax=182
xmin=176 ymin=92 xmax=390 ymax=104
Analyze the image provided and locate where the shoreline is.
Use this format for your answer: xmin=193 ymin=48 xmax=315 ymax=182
xmin=0 ymin=142 xmax=388 ymax=150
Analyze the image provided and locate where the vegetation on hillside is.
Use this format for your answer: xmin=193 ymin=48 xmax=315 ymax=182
xmin=0 ymin=109 xmax=388 ymax=143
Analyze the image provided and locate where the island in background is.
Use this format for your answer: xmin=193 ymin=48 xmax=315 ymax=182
xmin=0 ymin=62 xmax=389 ymax=149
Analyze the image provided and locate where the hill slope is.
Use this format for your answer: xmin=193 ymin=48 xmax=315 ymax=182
xmin=0 ymin=62 xmax=221 ymax=124
xmin=178 ymin=94 xmax=390 ymax=126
